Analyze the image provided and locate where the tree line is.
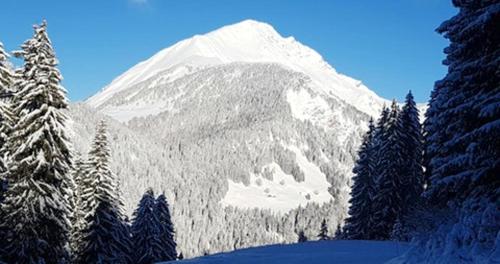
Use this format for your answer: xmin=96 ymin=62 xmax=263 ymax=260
xmin=342 ymin=1 xmax=498 ymax=261
xmin=0 ymin=21 xmax=177 ymax=264
xmin=342 ymin=94 xmax=423 ymax=241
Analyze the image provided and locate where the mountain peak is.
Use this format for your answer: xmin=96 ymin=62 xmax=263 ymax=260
xmin=87 ymin=20 xmax=387 ymax=116
xmin=207 ymin=19 xmax=279 ymax=37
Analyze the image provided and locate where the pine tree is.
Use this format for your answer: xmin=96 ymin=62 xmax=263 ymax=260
xmin=317 ymin=219 xmax=329 ymax=240
xmin=131 ymin=189 xmax=164 ymax=264
xmin=370 ymin=101 xmax=406 ymax=240
xmin=420 ymin=0 xmax=500 ymax=258
xmin=75 ymin=120 xmax=132 ymax=264
xmin=0 ymin=21 xmax=73 ymax=263
xmin=155 ymin=193 xmax=177 ymax=261
xmin=343 ymin=118 xmax=376 ymax=239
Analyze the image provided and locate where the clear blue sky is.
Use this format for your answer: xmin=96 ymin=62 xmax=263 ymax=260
xmin=0 ymin=0 xmax=456 ymax=102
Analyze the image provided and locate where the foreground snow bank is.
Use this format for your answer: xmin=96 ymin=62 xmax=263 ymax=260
xmin=162 ymin=240 xmax=409 ymax=264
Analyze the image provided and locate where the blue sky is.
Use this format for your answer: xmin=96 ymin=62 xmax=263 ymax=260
xmin=0 ymin=0 xmax=456 ymax=102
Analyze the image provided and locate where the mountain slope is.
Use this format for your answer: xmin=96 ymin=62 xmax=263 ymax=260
xmin=121 ymin=63 xmax=367 ymax=212
xmin=71 ymin=62 xmax=357 ymax=256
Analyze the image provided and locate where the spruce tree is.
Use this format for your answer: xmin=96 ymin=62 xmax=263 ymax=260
xmin=155 ymin=193 xmax=177 ymax=261
xmin=394 ymin=91 xmax=424 ymax=241
xmin=424 ymin=0 xmax=499 ymax=211
xmin=399 ymin=91 xmax=423 ymax=206
xmin=370 ymin=101 xmax=405 ymax=240
xmin=70 ymin=154 xmax=87 ymax=256
xmin=317 ymin=219 xmax=329 ymax=240
xmin=297 ymin=230 xmax=307 ymax=243
xmin=75 ymin=120 xmax=132 ymax=264
xmin=0 ymin=42 xmax=12 ymax=91
xmin=0 ymin=21 xmax=73 ymax=263
xmin=131 ymin=189 xmax=164 ymax=264
xmin=421 ymin=0 xmax=499 ymax=258
xmin=334 ymin=224 xmax=343 ymax=240
xmin=0 ymin=41 xmax=14 ymax=202
xmin=343 ymin=118 xmax=376 ymax=240
xmin=0 ymin=40 xmax=15 ymax=264
xmin=370 ymin=105 xmax=390 ymax=185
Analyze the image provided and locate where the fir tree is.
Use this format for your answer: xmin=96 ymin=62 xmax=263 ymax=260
xmin=0 ymin=41 xmax=14 ymax=202
xmin=317 ymin=219 xmax=329 ymax=240
xmin=0 ymin=40 xmax=14 ymax=264
xmin=131 ymin=189 xmax=164 ymax=264
xmin=420 ymin=0 xmax=500 ymax=258
xmin=0 ymin=42 xmax=12 ymax=92
xmin=75 ymin=120 xmax=132 ymax=264
xmin=370 ymin=106 xmax=390 ymax=192
xmin=70 ymin=154 xmax=87 ymax=256
xmin=424 ymin=0 xmax=499 ymax=211
xmin=0 ymin=21 xmax=73 ymax=263
xmin=155 ymin=193 xmax=177 ymax=261
xmin=343 ymin=118 xmax=376 ymax=239
xmin=400 ymin=91 xmax=423 ymax=205
xmin=334 ymin=224 xmax=343 ymax=240
xmin=395 ymin=91 xmax=424 ymax=240
xmin=370 ymin=101 xmax=405 ymax=240
xmin=297 ymin=230 xmax=307 ymax=243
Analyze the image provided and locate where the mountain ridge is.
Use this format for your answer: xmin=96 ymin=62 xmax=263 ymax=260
xmin=87 ymin=19 xmax=389 ymax=117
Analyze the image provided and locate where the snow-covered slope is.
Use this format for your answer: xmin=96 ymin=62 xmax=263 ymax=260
xmin=87 ymin=19 xmax=388 ymax=117
xmin=163 ymin=240 xmax=410 ymax=264
xmin=116 ymin=62 xmax=365 ymax=214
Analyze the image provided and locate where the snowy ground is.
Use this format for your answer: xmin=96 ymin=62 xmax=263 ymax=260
xmin=162 ymin=240 xmax=409 ymax=264
xmin=220 ymin=143 xmax=333 ymax=213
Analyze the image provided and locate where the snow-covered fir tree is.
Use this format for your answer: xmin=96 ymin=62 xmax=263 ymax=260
xmin=75 ymin=120 xmax=132 ymax=264
xmin=317 ymin=219 xmax=329 ymax=240
xmin=155 ymin=193 xmax=177 ymax=261
xmin=0 ymin=41 xmax=14 ymax=202
xmin=405 ymin=0 xmax=500 ymax=261
xmin=0 ymin=21 xmax=73 ymax=263
xmin=0 ymin=40 xmax=15 ymax=263
xmin=370 ymin=101 xmax=405 ymax=240
xmin=371 ymin=105 xmax=390 ymax=181
xmin=424 ymin=0 xmax=499 ymax=214
xmin=392 ymin=91 xmax=424 ymax=241
xmin=70 ymin=154 xmax=87 ymax=255
xmin=131 ymin=189 xmax=164 ymax=264
xmin=343 ymin=118 xmax=376 ymax=240
xmin=0 ymin=42 xmax=11 ymax=91
xmin=399 ymin=91 xmax=423 ymax=206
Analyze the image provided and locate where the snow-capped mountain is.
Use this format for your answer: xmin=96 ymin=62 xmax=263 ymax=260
xmin=87 ymin=19 xmax=388 ymax=119
xmin=78 ymin=20 xmax=410 ymax=257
